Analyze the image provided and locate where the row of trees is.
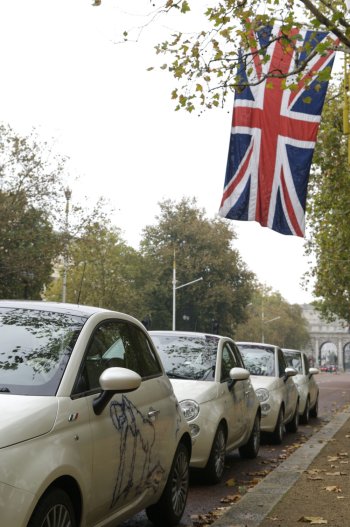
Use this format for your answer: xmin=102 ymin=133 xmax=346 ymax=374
xmin=0 ymin=122 xmax=309 ymax=346
xmin=306 ymin=81 xmax=350 ymax=324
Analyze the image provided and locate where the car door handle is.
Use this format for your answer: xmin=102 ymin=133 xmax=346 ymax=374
xmin=148 ymin=408 xmax=160 ymax=419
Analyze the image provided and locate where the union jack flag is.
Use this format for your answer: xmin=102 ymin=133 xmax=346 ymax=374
xmin=219 ymin=25 xmax=338 ymax=236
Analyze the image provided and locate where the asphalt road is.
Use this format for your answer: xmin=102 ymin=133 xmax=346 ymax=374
xmin=120 ymin=372 xmax=350 ymax=527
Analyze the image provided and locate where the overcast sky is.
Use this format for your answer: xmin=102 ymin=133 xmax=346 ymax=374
xmin=0 ymin=0 xmax=321 ymax=304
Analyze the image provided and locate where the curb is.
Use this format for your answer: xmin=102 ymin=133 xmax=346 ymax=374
xmin=211 ymin=409 xmax=350 ymax=527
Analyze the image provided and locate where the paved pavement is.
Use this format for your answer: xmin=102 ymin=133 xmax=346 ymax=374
xmin=211 ymin=408 xmax=350 ymax=527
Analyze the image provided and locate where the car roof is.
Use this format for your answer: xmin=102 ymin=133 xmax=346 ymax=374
xmin=149 ymin=330 xmax=223 ymax=338
xmin=282 ymin=348 xmax=304 ymax=354
xmin=0 ymin=300 xmax=117 ymax=318
xmin=236 ymin=341 xmax=278 ymax=350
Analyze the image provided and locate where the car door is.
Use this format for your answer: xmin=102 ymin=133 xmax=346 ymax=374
xmin=73 ymin=319 xmax=177 ymax=526
xmin=278 ymin=347 xmax=295 ymax=421
xmin=220 ymin=342 xmax=245 ymax=445
xmin=231 ymin=342 xmax=256 ymax=434
xmin=304 ymin=353 xmax=317 ymax=407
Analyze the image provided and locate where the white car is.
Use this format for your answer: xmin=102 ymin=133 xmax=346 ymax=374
xmin=283 ymin=348 xmax=319 ymax=424
xmin=0 ymin=300 xmax=192 ymax=527
xmin=149 ymin=331 xmax=261 ymax=484
xmin=236 ymin=342 xmax=299 ymax=444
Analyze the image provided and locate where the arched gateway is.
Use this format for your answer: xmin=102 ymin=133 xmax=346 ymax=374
xmin=301 ymin=304 xmax=350 ymax=372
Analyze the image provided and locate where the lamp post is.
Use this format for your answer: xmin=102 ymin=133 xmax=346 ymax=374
xmin=62 ymin=187 xmax=72 ymax=303
xmin=172 ymin=250 xmax=203 ymax=331
xmin=262 ymin=315 xmax=281 ymax=343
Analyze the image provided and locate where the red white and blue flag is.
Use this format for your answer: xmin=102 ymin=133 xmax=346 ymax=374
xmin=219 ymin=25 xmax=338 ymax=236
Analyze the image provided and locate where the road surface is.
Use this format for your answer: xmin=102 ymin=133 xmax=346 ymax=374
xmin=120 ymin=372 xmax=350 ymax=527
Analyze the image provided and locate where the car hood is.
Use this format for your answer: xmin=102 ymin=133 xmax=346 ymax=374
xmin=249 ymin=375 xmax=280 ymax=391
xmin=170 ymin=379 xmax=219 ymax=404
xmin=0 ymin=395 xmax=58 ymax=449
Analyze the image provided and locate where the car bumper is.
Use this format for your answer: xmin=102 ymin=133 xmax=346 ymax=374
xmin=260 ymin=413 xmax=279 ymax=432
xmin=187 ymin=416 xmax=217 ymax=468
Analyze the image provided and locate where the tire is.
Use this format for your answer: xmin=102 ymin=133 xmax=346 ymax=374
xmin=300 ymin=397 xmax=310 ymax=425
xmin=286 ymin=400 xmax=299 ymax=433
xmin=270 ymin=407 xmax=284 ymax=444
xmin=28 ymin=488 xmax=76 ymax=527
xmin=146 ymin=442 xmax=190 ymax=527
xmin=203 ymin=424 xmax=227 ymax=484
xmin=310 ymin=394 xmax=319 ymax=418
xmin=239 ymin=413 xmax=261 ymax=459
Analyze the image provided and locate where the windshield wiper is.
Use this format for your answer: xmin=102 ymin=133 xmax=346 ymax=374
xmin=166 ymin=372 xmax=193 ymax=380
xmin=0 ymin=387 xmax=10 ymax=393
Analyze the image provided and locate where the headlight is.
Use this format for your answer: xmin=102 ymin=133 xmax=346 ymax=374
xmin=260 ymin=403 xmax=271 ymax=415
xmin=180 ymin=399 xmax=200 ymax=421
xmin=189 ymin=423 xmax=200 ymax=438
xmin=255 ymin=388 xmax=269 ymax=403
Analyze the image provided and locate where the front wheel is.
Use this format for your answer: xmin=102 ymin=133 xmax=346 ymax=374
xmin=310 ymin=394 xmax=319 ymax=418
xmin=300 ymin=397 xmax=310 ymax=425
xmin=28 ymin=488 xmax=76 ymax=527
xmin=146 ymin=442 xmax=190 ymax=527
xmin=203 ymin=424 xmax=227 ymax=484
xmin=270 ymin=407 xmax=284 ymax=444
xmin=286 ymin=400 xmax=299 ymax=433
xmin=239 ymin=413 xmax=261 ymax=459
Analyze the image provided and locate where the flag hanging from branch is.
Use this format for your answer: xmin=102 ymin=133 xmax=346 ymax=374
xmin=219 ymin=25 xmax=338 ymax=237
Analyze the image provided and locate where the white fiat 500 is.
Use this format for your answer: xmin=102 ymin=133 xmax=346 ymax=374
xmin=0 ymin=301 xmax=191 ymax=527
xmin=236 ymin=342 xmax=299 ymax=444
xmin=283 ymin=348 xmax=319 ymax=424
xmin=149 ymin=331 xmax=261 ymax=484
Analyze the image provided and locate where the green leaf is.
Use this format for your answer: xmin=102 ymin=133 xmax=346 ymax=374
xmin=180 ymin=1 xmax=190 ymax=14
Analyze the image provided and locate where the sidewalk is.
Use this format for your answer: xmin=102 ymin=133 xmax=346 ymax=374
xmin=211 ymin=409 xmax=350 ymax=527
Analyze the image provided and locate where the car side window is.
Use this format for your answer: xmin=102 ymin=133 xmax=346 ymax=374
xmin=221 ymin=344 xmax=238 ymax=382
xmin=278 ymin=348 xmax=286 ymax=377
xmin=127 ymin=325 xmax=162 ymax=378
xmin=73 ymin=321 xmax=162 ymax=394
xmin=230 ymin=343 xmax=245 ymax=368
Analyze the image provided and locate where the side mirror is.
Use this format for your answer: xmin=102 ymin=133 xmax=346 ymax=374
xmin=284 ymin=367 xmax=297 ymax=381
xmin=93 ymin=367 xmax=141 ymax=415
xmin=228 ymin=367 xmax=250 ymax=390
xmin=309 ymin=367 xmax=319 ymax=376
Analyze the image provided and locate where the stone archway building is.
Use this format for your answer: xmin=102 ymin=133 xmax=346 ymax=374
xmin=301 ymin=304 xmax=350 ymax=371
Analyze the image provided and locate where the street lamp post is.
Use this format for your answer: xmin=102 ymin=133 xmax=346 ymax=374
xmin=62 ymin=187 xmax=72 ymax=303
xmin=172 ymin=251 xmax=203 ymax=331
xmin=262 ymin=315 xmax=281 ymax=343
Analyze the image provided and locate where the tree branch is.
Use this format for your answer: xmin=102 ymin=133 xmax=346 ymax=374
xmin=300 ymin=0 xmax=350 ymax=47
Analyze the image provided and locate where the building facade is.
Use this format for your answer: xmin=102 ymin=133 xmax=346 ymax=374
xmin=301 ymin=304 xmax=350 ymax=371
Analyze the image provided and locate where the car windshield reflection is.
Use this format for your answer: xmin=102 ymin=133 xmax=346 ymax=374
xmin=0 ymin=307 xmax=87 ymax=395
xmin=238 ymin=345 xmax=276 ymax=376
xmin=151 ymin=334 xmax=218 ymax=381
xmin=283 ymin=352 xmax=302 ymax=373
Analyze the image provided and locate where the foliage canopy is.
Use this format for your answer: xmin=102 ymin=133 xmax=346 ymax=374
xmin=306 ymin=82 xmax=350 ymax=324
xmin=140 ymin=197 xmax=257 ymax=334
xmin=139 ymin=0 xmax=350 ymax=112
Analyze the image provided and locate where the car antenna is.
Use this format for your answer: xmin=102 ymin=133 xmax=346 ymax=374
xmin=76 ymin=261 xmax=87 ymax=305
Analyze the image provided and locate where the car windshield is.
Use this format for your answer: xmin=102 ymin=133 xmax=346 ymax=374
xmin=0 ymin=307 xmax=87 ymax=396
xmin=151 ymin=334 xmax=218 ymax=381
xmin=284 ymin=352 xmax=302 ymax=373
xmin=238 ymin=345 xmax=276 ymax=376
